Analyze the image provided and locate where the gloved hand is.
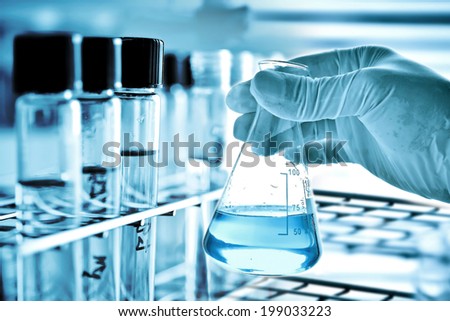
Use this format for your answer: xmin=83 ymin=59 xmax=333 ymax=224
xmin=226 ymin=46 xmax=450 ymax=202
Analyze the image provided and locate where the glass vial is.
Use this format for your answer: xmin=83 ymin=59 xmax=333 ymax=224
xmin=187 ymin=50 xmax=253 ymax=299
xmin=187 ymin=50 xmax=231 ymax=193
xmin=14 ymin=33 xmax=82 ymax=236
xmin=13 ymin=33 xmax=83 ymax=300
xmin=115 ymin=37 xmax=163 ymax=301
xmin=155 ymin=53 xmax=189 ymax=297
xmin=78 ymin=37 xmax=121 ymax=300
xmin=158 ymin=53 xmax=189 ymax=194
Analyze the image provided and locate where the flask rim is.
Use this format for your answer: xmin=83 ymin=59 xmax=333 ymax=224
xmin=258 ymin=59 xmax=309 ymax=72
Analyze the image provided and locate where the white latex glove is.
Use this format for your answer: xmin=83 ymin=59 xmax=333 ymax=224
xmin=226 ymin=46 xmax=450 ymax=202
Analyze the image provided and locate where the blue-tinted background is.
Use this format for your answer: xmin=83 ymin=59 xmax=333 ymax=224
xmin=2 ymin=0 xmax=450 ymax=198
xmin=2 ymin=0 xmax=450 ymax=126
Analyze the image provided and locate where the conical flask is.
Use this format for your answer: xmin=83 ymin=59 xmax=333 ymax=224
xmin=203 ymin=60 xmax=322 ymax=276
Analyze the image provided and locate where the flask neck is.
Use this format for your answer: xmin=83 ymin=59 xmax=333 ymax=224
xmin=191 ymin=50 xmax=231 ymax=88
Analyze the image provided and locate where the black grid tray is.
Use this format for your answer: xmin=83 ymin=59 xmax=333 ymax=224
xmin=222 ymin=276 xmax=415 ymax=301
xmin=314 ymin=190 xmax=450 ymax=258
xmin=219 ymin=190 xmax=449 ymax=301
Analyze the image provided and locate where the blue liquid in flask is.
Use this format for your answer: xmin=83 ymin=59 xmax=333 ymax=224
xmin=203 ymin=203 xmax=321 ymax=276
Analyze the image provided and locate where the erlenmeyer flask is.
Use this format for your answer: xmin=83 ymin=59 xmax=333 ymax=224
xmin=203 ymin=60 xmax=321 ymax=276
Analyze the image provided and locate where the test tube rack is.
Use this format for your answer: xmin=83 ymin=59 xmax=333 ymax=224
xmin=2 ymin=188 xmax=450 ymax=301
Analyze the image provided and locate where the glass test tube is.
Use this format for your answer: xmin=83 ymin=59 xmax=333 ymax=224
xmin=155 ymin=53 xmax=194 ymax=300
xmin=187 ymin=50 xmax=231 ymax=193
xmin=187 ymin=50 xmax=252 ymax=299
xmin=0 ymin=217 xmax=18 ymax=301
xmin=116 ymin=37 xmax=163 ymax=300
xmin=158 ymin=53 xmax=189 ymax=193
xmin=14 ymin=33 xmax=83 ymax=300
xmin=19 ymin=242 xmax=83 ymax=300
xmin=79 ymin=37 xmax=121 ymax=300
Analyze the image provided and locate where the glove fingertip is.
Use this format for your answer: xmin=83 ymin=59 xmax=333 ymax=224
xmin=226 ymin=82 xmax=257 ymax=113
xmin=233 ymin=113 xmax=254 ymax=141
xmin=251 ymin=70 xmax=285 ymax=99
xmin=233 ymin=121 xmax=248 ymax=141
